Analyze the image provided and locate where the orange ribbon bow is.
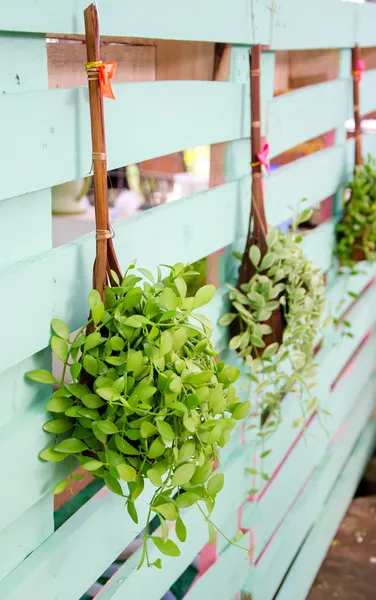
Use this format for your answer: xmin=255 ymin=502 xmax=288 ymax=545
xmin=86 ymin=60 xmax=117 ymax=100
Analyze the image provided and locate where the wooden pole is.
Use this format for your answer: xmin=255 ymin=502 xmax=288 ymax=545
xmin=233 ymin=45 xmax=284 ymax=351
xmin=84 ymin=3 xmax=122 ymax=296
xmin=237 ymin=45 xmax=268 ymax=288
xmin=352 ymin=44 xmax=363 ymax=169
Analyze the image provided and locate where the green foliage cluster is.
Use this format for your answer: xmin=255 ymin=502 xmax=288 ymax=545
xmin=28 ymin=263 xmax=249 ymax=567
xmin=335 ymin=156 xmax=376 ymax=269
xmin=221 ymin=207 xmax=327 ymax=445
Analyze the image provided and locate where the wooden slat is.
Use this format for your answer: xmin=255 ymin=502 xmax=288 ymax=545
xmin=0 ymin=33 xmax=52 ymax=264
xmin=268 ymin=80 xmax=351 ymax=159
xmin=0 ymin=30 xmax=54 ymax=585
xmin=262 ymin=269 xmax=376 ymax=464
xmin=95 ymin=454 xmax=248 ymax=600
xmin=322 ymin=285 xmax=376 ymax=388
xmin=300 ymin=220 xmax=336 ymax=274
xmin=0 ymin=451 xmax=248 ymax=600
xmin=0 ymin=483 xmax=152 ymax=599
xmin=332 ymin=49 xmax=351 ymax=225
xmin=0 ymin=81 xmax=246 ymax=202
xmin=240 ymin=284 xmax=376 ymax=534
xmin=0 ymin=32 xmax=47 ymax=92
xmin=0 ymin=191 xmax=51 ymax=269
xmin=269 ymin=0 xmax=355 ymax=50
xmin=275 ymin=417 xmax=376 ymax=600
xmin=251 ymin=329 xmax=376 ymax=562
xmin=0 ymin=401 xmax=67 ymax=532
xmin=0 ymin=496 xmax=53 ymax=583
xmin=261 ymin=51 xmax=276 ymax=138
xmin=250 ymin=390 xmax=376 ymax=600
xmin=361 ymin=131 xmax=376 ymax=160
xmin=0 ymin=0 xmax=263 ymax=43
xmin=0 ymin=349 xmax=50 ymax=429
xmin=267 ymin=132 xmax=370 ymax=230
xmin=360 ymin=69 xmax=376 ymax=117
xmin=184 ymin=538 xmax=252 ymax=600
xmin=356 ymin=3 xmax=376 ymax=48
xmin=204 ymin=383 xmax=376 ymax=600
xmin=265 ymin=146 xmax=347 ymax=226
xmin=0 ymin=180 xmax=243 ymax=375
xmin=0 ymin=190 xmax=346 ymax=378
xmin=3 ymin=1 xmax=375 ymax=49
xmin=345 ymin=133 xmax=376 ymax=178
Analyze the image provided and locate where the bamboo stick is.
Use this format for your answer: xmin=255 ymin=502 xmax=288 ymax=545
xmin=237 ymin=45 xmax=268 ymax=288
xmin=84 ymin=3 xmax=122 ymax=296
xmin=233 ymin=45 xmax=283 ymax=351
xmin=352 ymin=44 xmax=363 ymax=169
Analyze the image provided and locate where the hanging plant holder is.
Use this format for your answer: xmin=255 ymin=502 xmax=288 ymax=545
xmin=223 ymin=46 xmax=326 ymax=446
xmin=335 ymin=45 xmax=376 ymax=268
xmin=26 ymin=3 xmax=250 ymax=568
xmin=231 ymin=45 xmax=285 ymax=355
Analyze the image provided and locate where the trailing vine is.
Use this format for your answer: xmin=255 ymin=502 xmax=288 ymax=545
xmin=27 ymin=263 xmax=250 ymax=567
xmin=220 ymin=206 xmax=328 ymax=460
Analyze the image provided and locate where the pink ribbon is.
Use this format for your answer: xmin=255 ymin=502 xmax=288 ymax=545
xmin=256 ymin=143 xmax=271 ymax=173
xmin=353 ymin=59 xmax=365 ymax=84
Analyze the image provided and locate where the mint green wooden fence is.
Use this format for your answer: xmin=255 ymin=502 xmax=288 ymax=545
xmin=0 ymin=1 xmax=376 ymax=599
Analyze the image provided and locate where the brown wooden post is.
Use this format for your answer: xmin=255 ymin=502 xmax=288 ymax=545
xmin=237 ymin=45 xmax=268 ymax=288
xmin=352 ymin=44 xmax=363 ymax=169
xmin=84 ymin=3 xmax=122 ymax=296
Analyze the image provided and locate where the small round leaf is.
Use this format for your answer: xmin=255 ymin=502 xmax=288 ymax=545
xmin=54 ymin=438 xmax=88 ymax=454
xmin=27 ymin=369 xmax=57 ymax=385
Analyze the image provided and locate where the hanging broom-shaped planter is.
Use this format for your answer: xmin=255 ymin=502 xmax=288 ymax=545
xmin=26 ymin=3 xmax=250 ymax=568
xmin=230 ymin=44 xmax=285 ymax=355
xmin=335 ymin=45 xmax=376 ymax=268
xmin=222 ymin=45 xmax=326 ymax=442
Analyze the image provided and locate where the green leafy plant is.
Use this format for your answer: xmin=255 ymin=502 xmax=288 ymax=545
xmin=220 ymin=208 xmax=327 ymax=455
xmin=335 ymin=156 xmax=376 ymax=269
xmin=27 ymin=263 xmax=249 ymax=567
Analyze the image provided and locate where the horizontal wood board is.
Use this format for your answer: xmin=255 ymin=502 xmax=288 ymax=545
xmin=0 ymin=0 xmax=266 ymax=43
xmin=275 ymin=417 xmax=376 ymax=600
xmin=0 ymin=81 xmax=246 ymax=203
xmin=1 ymin=72 xmax=375 ymax=202
xmin=247 ymin=386 xmax=376 ymax=600
xmin=174 ymin=377 xmax=376 ymax=600
xmin=0 ymin=186 xmax=352 ymax=376
xmin=0 ymin=451 xmax=248 ymax=600
xmin=2 ymin=1 xmax=376 ymax=49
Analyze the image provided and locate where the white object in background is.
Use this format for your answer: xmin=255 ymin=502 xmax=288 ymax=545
xmin=113 ymin=190 xmax=142 ymax=218
xmin=171 ymin=173 xmax=209 ymax=201
xmin=52 ymin=178 xmax=91 ymax=214
xmin=345 ymin=118 xmax=376 ymax=134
